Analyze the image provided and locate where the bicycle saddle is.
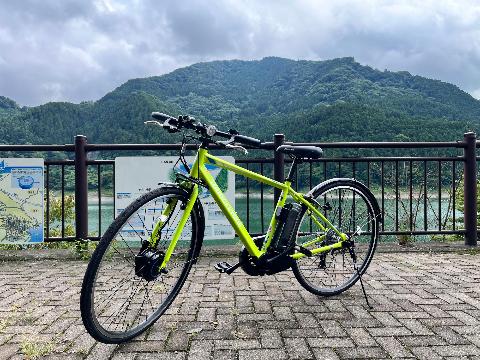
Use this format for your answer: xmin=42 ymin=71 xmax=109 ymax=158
xmin=276 ymin=145 xmax=323 ymax=159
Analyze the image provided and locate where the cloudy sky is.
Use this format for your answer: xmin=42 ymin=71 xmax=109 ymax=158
xmin=1 ymin=0 xmax=480 ymax=106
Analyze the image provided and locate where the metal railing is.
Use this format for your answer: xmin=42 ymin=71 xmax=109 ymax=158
xmin=0 ymin=132 xmax=477 ymax=246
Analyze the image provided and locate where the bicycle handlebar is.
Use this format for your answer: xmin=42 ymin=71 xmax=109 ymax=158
xmin=151 ymin=112 xmax=174 ymax=122
xmin=232 ymin=134 xmax=262 ymax=147
xmin=149 ymin=112 xmax=262 ymax=148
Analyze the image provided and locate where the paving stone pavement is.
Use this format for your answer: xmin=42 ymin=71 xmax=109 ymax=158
xmin=1 ymin=251 xmax=480 ymax=359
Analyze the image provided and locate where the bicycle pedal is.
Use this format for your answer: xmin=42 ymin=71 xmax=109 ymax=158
xmin=214 ymin=261 xmax=241 ymax=274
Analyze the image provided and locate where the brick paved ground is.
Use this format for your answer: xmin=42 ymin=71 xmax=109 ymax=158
xmin=1 ymin=250 xmax=480 ymax=359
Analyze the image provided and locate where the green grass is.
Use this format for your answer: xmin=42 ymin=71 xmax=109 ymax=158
xmin=21 ymin=338 xmax=56 ymax=359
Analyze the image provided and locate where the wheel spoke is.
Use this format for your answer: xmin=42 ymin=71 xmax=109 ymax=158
xmin=293 ymin=183 xmax=378 ymax=296
xmin=82 ymin=188 xmax=198 ymax=342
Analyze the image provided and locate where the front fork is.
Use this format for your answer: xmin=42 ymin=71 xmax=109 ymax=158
xmin=148 ymin=197 xmax=178 ymax=248
xmin=144 ymin=184 xmax=199 ymax=270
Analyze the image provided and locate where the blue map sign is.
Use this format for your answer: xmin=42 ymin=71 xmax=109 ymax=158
xmin=0 ymin=158 xmax=44 ymax=244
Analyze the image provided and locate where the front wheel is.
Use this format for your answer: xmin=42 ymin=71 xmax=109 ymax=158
xmin=80 ymin=186 xmax=203 ymax=344
xmin=292 ymin=179 xmax=380 ymax=296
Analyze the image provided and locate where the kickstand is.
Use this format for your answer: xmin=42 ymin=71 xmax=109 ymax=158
xmin=350 ymin=248 xmax=373 ymax=310
xmin=356 ymin=266 xmax=373 ymax=309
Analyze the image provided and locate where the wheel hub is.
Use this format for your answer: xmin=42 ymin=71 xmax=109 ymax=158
xmin=135 ymin=248 xmax=165 ymax=281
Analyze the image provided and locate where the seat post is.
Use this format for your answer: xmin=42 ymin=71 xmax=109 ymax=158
xmin=286 ymin=158 xmax=301 ymax=183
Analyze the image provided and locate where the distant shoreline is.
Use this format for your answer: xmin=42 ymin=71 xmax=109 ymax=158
xmin=86 ymin=190 xmax=453 ymax=205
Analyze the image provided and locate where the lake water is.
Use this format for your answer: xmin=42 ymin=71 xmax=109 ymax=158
xmin=84 ymin=195 xmax=460 ymax=244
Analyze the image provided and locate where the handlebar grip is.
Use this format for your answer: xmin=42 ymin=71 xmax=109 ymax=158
xmin=234 ymin=135 xmax=262 ymax=148
xmin=151 ymin=112 xmax=174 ymax=122
xmin=214 ymin=130 xmax=232 ymax=139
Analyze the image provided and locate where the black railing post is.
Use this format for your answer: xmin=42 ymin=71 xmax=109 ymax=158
xmin=273 ymin=134 xmax=285 ymax=204
xmin=463 ymin=132 xmax=477 ymax=246
xmin=75 ymin=135 xmax=88 ymax=240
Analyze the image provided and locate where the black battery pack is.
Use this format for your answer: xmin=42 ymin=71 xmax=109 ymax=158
xmin=270 ymin=203 xmax=303 ymax=253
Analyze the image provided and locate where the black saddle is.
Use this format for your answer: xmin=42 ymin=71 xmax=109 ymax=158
xmin=276 ymin=145 xmax=323 ymax=159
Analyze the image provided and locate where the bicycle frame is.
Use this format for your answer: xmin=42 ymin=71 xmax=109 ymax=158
xmin=156 ymin=148 xmax=348 ymax=269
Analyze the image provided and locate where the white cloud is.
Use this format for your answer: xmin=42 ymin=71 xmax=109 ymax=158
xmin=471 ymin=89 xmax=480 ymax=100
xmin=41 ymin=83 xmax=64 ymax=102
xmin=0 ymin=0 xmax=479 ymax=105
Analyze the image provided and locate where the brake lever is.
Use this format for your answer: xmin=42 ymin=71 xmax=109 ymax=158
xmin=144 ymin=120 xmax=163 ymax=127
xmin=217 ymin=137 xmax=235 ymax=146
xmin=217 ymin=136 xmax=248 ymax=154
xmin=225 ymin=143 xmax=248 ymax=155
xmin=145 ymin=118 xmax=180 ymax=133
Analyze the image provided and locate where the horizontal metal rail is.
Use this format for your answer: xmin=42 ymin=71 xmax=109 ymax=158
xmin=0 ymin=133 xmax=476 ymax=245
xmin=237 ymin=156 xmax=464 ymax=164
xmin=0 ymin=144 xmax=75 ymax=151
xmin=293 ymin=141 xmax=466 ymax=149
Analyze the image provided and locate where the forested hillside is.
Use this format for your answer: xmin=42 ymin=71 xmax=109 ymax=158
xmin=0 ymin=57 xmax=479 ymax=146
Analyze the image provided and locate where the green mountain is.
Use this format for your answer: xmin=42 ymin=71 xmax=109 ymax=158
xmin=1 ymin=57 xmax=479 ymax=146
xmin=113 ymin=57 xmax=480 ymax=122
xmin=0 ymin=96 xmax=20 ymax=114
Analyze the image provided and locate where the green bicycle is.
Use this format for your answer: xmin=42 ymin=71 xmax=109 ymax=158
xmin=80 ymin=112 xmax=381 ymax=344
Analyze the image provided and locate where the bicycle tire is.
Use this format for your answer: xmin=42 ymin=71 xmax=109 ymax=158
xmin=292 ymin=178 xmax=380 ymax=296
xmin=80 ymin=186 xmax=204 ymax=344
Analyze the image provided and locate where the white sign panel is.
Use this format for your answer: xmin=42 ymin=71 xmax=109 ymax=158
xmin=0 ymin=158 xmax=44 ymax=244
xmin=115 ymin=156 xmax=235 ymax=240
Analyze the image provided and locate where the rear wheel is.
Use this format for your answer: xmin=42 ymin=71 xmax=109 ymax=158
xmin=292 ymin=179 xmax=380 ymax=296
xmin=80 ymin=186 xmax=203 ymax=344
